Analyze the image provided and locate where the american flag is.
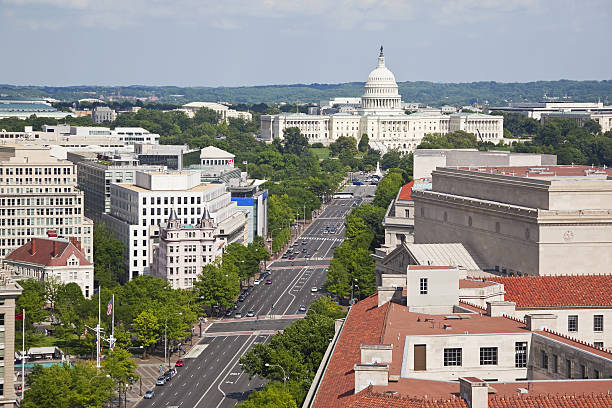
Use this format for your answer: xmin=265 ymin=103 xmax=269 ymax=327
xmin=242 ymin=161 xmax=248 ymax=165
xmin=107 ymin=297 xmax=113 ymax=316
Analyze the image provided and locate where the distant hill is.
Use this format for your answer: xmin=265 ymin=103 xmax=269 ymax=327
xmin=1 ymin=80 xmax=611 ymax=106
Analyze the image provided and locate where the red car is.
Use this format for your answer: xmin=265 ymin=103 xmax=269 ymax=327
xmin=265 ymin=279 xmax=272 ymax=285
xmin=175 ymin=359 xmax=184 ymax=367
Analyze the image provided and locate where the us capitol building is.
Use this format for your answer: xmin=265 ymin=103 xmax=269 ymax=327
xmin=261 ymin=48 xmax=503 ymax=153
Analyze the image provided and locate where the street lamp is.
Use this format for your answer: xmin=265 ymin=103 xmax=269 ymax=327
xmin=351 ymin=279 xmax=359 ymax=305
xmin=164 ymin=312 xmax=183 ymax=370
xmin=265 ymin=363 xmax=287 ymax=387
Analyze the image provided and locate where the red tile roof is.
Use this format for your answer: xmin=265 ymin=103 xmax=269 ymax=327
xmin=5 ymin=238 xmax=90 ymax=267
xmin=481 ymin=275 xmax=612 ymax=308
xmin=459 ymin=279 xmax=498 ymax=289
xmin=311 ymin=294 xmax=390 ymax=408
xmin=397 ymin=180 xmax=415 ymax=201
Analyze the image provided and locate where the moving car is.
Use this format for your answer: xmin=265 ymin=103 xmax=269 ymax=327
xmin=265 ymin=279 xmax=272 ymax=285
xmin=311 ymin=287 xmax=318 ymax=293
xmin=175 ymin=359 xmax=184 ymax=367
xmin=144 ymin=390 xmax=155 ymax=399
xmin=247 ymin=310 xmax=255 ymax=317
xmin=302 ymin=240 xmax=307 ymax=245
xmin=298 ymin=305 xmax=307 ymax=312
xmin=156 ymin=376 xmax=166 ymax=386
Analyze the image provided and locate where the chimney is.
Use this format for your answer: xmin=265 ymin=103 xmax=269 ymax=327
xmin=486 ymin=301 xmax=516 ymax=317
xmin=360 ymin=344 xmax=393 ymax=365
xmin=459 ymin=377 xmax=488 ymax=408
xmin=525 ymin=314 xmax=557 ymax=331
xmin=52 ymin=240 xmax=58 ymax=257
xmin=69 ymin=237 xmax=82 ymax=252
xmin=354 ymin=364 xmax=389 ymax=394
xmin=31 ymin=238 xmax=37 ymax=255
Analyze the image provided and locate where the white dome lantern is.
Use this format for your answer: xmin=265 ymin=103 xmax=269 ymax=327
xmin=360 ymin=46 xmax=403 ymax=115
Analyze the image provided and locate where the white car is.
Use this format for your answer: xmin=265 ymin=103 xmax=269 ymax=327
xmin=254 ymin=279 xmax=261 ymax=285
xmin=311 ymin=287 xmax=318 ymax=293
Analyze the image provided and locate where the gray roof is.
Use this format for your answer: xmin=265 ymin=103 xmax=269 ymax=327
xmin=403 ymin=243 xmax=481 ymax=270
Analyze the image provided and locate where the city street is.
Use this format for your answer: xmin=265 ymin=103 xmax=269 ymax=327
xmin=135 ymin=194 xmax=371 ymax=408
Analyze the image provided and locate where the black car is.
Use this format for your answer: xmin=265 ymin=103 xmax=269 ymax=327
xmin=238 ymin=294 xmax=246 ymax=302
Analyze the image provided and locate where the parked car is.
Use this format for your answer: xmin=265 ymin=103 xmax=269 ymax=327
xmin=302 ymin=240 xmax=307 ymax=245
xmin=265 ymin=268 xmax=271 ymax=273
xmin=144 ymin=390 xmax=155 ymax=399
xmin=238 ymin=294 xmax=246 ymax=302
xmin=225 ymin=309 xmax=233 ymax=317
xmin=163 ymin=372 xmax=172 ymax=382
xmin=254 ymin=279 xmax=262 ymax=285
xmin=235 ymin=311 xmax=243 ymax=318
xmin=265 ymin=279 xmax=272 ymax=285
xmin=311 ymin=287 xmax=318 ymax=293
xmin=175 ymin=359 xmax=184 ymax=367
xmin=289 ymin=255 xmax=295 ymax=260
xmin=247 ymin=310 xmax=255 ymax=317
xmin=156 ymin=376 xmax=166 ymax=386
xmin=281 ymin=254 xmax=288 ymax=259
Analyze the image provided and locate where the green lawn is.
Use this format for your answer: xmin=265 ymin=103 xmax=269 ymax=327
xmin=310 ymin=147 xmax=331 ymax=160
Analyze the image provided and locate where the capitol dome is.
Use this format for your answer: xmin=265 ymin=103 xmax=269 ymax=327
xmin=361 ymin=46 xmax=402 ymax=114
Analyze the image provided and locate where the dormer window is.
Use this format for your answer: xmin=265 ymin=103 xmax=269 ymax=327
xmin=67 ymin=255 xmax=79 ymax=267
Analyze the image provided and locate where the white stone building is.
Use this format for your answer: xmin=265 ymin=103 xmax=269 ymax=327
xmin=0 ymin=146 xmax=93 ymax=261
xmin=152 ymin=209 xmax=224 ymax=290
xmin=102 ymin=171 xmax=247 ymax=280
xmin=4 ymin=235 xmax=93 ymax=298
xmin=180 ymin=102 xmax=252 ymax=122
xmin=92 ymin=106 xmax=117 ymax=124
xmin=412 ymin=165 xmax=612 ymax=276
xmin=261 ymin=48 xmax=504 ymax=153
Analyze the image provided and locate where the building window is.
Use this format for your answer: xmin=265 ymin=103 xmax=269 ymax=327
xmin=594 ymin=315 xmax=603 ymax=332
xmin=468 ymin=216 xmax=472 ymax=226
xmin=594 ymin=341 xmax=604 ymax=349
xmin=552 ymin=354 xmax=558 ymax=373
xmin=495 ymin=222 xmax=500 ymax=233
xmin=419 ymin=278 xmax=428 ymax=294
xmin=580 ymin=364 xmax=587 ymax=379
xmin=568 ymin=315 xmax=578 ymax=332
xmin=443 ymin=348 xmax=462 ymax=366
xmin=594 ymin=369 xmax=600 ymax=379
xmin=566 ymin=359 xmax=572 ymax=378
xmin=540 ymin=351 xmax=548 ymax=370
xmin=480 ymin=347 xmax=498 ymax=365
xmin=515 ymin=342 xmax=527 ymax=368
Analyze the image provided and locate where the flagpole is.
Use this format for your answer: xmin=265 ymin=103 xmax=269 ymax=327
xmin=97 ymin=288 xmax=101 ymax=369
xmin=111 ymin=294 xmax=115 ymax=349
xmin=22 ymin=308 xmax=25 ymax=399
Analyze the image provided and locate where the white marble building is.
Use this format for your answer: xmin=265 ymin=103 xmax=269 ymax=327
xmin=261 ymin=48 xmax=504 ymax=153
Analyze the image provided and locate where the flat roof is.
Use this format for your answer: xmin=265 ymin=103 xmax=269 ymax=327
xmin=115 ymin=182 xmax=216 ymax=193
xmin=446 ymin=165 xmax=612 ymax=178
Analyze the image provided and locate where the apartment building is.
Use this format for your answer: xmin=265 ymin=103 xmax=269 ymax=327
xmin=0 ymin=146 xmax=93 ymax=261
xmin=102 ymin=171 xmax=247 ymax=280
xmin=152 ymin=209 xmax=224 ymax=290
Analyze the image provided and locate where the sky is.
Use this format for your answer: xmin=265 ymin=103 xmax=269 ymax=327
xmin=0 ymin=0 xmax=610 ymax=87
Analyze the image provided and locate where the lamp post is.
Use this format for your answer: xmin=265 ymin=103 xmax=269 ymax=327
xmin=265 ymin=363 xmax=286 ymax=387
xmin=350 ymin=279 xmax=358 ymax=305
xmin=164 ymin=312 xmax=183 ymax=370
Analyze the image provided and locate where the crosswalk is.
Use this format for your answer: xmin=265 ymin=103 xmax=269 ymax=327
xmin=300 ymin=236 xmax=343 ymax=241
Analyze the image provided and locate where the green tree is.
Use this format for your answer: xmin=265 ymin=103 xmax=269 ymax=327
xmin=16 ymin=279 xmax=47 ymax=330
xmin=93 ymin=223 xmax=125 ymax=286
xmin=329 ymin=136 xmax=358 ymax=157
xmin=281 ymin=127 xmax=309 ymax=156
xmin=372 ymin=169 xmax=407 ymax=209
xmin=22 ymin=362 xmax=114 ymax=408
xmin=237 ymin=383 xmax=298 ymax=408
xmin=358 ymin=134 xmax=370 ymax=152
xmin=133 ymin=309 xmax=160 ymax=357
xmin=380 ymin=150 xmax=401 ymax=170
xmin=195 ymin=260 xmax=240 ymax=310
xmin=102 ymin=347 xmax=139 ymax=402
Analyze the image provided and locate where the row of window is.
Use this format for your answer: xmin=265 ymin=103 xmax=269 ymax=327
xmin=540 ymin=350 xmax=602 ymax=379
xmin=0 ymin=167 xmax=71 ymax=175
xmin=568 ymin=314 xmax=603 ymax=332
xmin=442 ymin=343 xmax=527 ymax=367
xmin=143 ymin=196 xmax=202 ymax=205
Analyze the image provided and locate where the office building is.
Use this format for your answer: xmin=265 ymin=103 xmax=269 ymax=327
xmin=0 ymin=101 xmax=72 ymax=120
xmin=112 ymin=127 xmax=159 ymax=145
xmin=412 ymin=165 xmax=612 ymax=276
xmin=134 ymin=143 xmax=189 ymax=169
xmin=261 ymin=49 xmax=504 ymax=153
xmin=189 ymin=146 xmax=268 ymax=243
xmin=305 ymin=265 xmax=612 ymax=408
xmin=152 ymin=209 xmax=224 ymax=290
xmin=67 ymin=151 xmax=166 ymax=223
xmin=0 ymin=146 xmax=93 ymax=261
xmin=0 ymin=273 xmax=22 ymax=408
xmin=180 ymin=102 xmax=252 ymax=122
xmin=4 ymin=235 xmax=93 ymax=298
xmin=102 ymin=171 xmax=247 ymax=280
xmin=413 ymin=149 xmax=557 ymax=180
xmin=92 ymin=106 xmax=117 ymax=124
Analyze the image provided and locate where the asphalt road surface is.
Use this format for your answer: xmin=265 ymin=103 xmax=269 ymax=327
xmin=136 ymin=193 xmax=373 ymax=408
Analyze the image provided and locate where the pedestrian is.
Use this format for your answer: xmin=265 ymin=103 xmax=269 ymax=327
xmin=159 ymin=364 xmax=162 ymax=374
